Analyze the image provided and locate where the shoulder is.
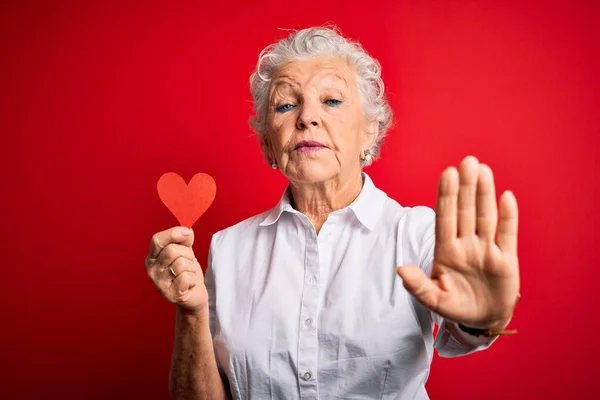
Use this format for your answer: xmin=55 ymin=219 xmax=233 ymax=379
xmin=208 ymin=208 xmax=272 ymax=259
xmin=358 ymin=174 xmax=435 ymax=235
xmin=378 ymin=194 xmax=436 ymax=258
xmin=376 ymin=197 xmax=436 ymax=269
xmin=380 ymin=195 xmax=435 ymax=234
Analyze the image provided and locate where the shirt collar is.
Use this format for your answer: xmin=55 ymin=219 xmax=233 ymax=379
xmin=259 ymin=172 xmax=387 ymax=231
xmin=258 ymin=186 xmax=296 ymax=227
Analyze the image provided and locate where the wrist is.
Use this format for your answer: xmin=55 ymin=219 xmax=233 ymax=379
xmin=457 ymin=314 xmax=515 ymax=338
xmin=176 ymin=304 xmax=209 ymax=320
xmin=458 ymin=291 xmax=521 ymax=337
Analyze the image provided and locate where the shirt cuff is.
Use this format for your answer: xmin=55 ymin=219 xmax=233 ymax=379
xmin=434 ymin=319 xmax=498 ymax=358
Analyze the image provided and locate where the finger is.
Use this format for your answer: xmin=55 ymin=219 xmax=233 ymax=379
xmin=396 ymin=265 xmax=444 ymax=313
xmin=476 ymin=164 xmax=498 ymax=241
xmin=151 ymin=257 xmax=198 ymax=296
xmin=156 ymin=243 xmax=196 ymax=269
xmin=497 ymin=190 xmax=519 ymax=254
xmin=436 ymin=167 xmax=459 ymax=243
xmin=148 ymin=227 xmax=195 ymax=260
xmin=457 ymin=156 xmax=479 ymax=237
xmin=169 ymin=271 xmax=198 ymax=301
xmin=166 ymin=256 xmax=199 ymax=281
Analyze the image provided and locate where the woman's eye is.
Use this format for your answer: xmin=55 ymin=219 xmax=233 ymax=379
xmin=324 ymin=99 xmax=343 ymax=107
xmin=276 ymin=104 xmax=295 ymax=113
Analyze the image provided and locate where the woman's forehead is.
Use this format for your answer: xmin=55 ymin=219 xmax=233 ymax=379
xmin=272 ymin=57 xmax=354 ymax=89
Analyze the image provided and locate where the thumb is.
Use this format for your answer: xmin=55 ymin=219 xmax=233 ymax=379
xmin=396 ymin=265 xmax=442 ymax=312
xmin=178 ymin=226 xmax=195 ymax=248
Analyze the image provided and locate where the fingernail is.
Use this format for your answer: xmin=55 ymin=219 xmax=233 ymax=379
xmin=181 ymin=228 xmax=191 ymax=236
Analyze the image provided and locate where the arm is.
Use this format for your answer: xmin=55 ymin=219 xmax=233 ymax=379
xmin=417 ymin=222 xmax=501 ymax=357
xmin=143 ymin=226 xmax=228 ymax=400
xmin=420 ymin=225 xmax=507 ymax=357
xmin=397 ymin=157 xmax=520 ymax=358
xmin=433 ymin=317 xmax=501 ymax=357
xmin=169 ymin=306 xmax=228 ymax=400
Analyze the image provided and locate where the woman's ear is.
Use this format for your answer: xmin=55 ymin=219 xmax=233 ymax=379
xmin=365 ymin=120 xmax=379 ymax=149
xmin=260 ymin=135 xmax=270 ymax=153
xmin=260 ymin=135 xmax=275 ymax=162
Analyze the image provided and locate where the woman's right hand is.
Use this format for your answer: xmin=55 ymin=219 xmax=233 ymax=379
xmin=145 ymin=226 xmax=208 ymax=315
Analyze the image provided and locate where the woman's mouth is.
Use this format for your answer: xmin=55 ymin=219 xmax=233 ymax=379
xmin=294 ymin=140 xmax=326 ymax=153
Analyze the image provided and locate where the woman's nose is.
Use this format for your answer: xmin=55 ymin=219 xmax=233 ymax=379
xmin=296 ymin=103 xmax=321 ymax=130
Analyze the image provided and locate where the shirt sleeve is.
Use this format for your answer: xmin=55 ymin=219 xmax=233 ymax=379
xmin=418 ymin=215 xmax=498 ymax=358
xmin=205 ymin=235 xmax=218 ymax=338
xmin=204 ymin=234 xmax=234 ymax=398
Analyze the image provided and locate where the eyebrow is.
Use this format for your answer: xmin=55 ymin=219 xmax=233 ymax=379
xmin=268 ymin=71 xmax=350 ymax=108
xmin=327 ymin=73 xmax=349 ymax=89
xmin=271 ymin=76 xmax=300 ymax=92
xmin=269 ymin=80 xmax=299 ymax=106
xmin=272 ymin=72 xmax=349 ymax=90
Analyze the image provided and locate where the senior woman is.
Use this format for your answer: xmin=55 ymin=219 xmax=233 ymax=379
xmin=145 ymin=26 xmax=520 ymax=399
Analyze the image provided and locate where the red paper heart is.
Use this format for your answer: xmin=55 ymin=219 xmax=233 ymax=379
xmin=157 ymin=172 xmax=216 ymax=228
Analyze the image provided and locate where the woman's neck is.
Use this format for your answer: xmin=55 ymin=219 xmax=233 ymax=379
xmin=289 ymin=172 xmax=364 ymax=234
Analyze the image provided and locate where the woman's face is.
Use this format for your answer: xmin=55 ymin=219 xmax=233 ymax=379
xmin=264 ymin=56 xmax=378 ymax=185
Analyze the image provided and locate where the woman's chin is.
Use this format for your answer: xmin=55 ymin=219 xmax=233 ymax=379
xmin=286 ymin=164 xmax=338 ymax=184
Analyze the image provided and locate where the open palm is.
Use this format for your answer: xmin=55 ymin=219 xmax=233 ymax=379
xmin=397 ymin=156 xmax=520 ymax=330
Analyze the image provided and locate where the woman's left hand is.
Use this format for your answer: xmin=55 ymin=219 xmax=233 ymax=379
xmin=396 ymin=156 xmax=520 ymax=331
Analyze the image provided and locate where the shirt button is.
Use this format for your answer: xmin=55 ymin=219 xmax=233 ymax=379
xmin=304 ymin=317 xmax=313 ymax=327
xmin=302 ymin=371 xmax=312 ymax=381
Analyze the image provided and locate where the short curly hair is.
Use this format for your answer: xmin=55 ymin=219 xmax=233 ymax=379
xmin=249 ymin=26 xmax=393 ymax=167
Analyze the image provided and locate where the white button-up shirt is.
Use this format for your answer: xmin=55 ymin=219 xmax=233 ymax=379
xmin=206 ymin=173 xmax=493 ymax=399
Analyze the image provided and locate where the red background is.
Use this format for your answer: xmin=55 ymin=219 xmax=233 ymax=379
xmin=1 ymin=1 xmax=598 ymax=399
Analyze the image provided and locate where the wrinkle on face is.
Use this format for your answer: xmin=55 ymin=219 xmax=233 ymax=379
xmin=268 ymin=63 xmax=353 ymax=111
xmin=264 ymin=56 xmax=375 ymax=186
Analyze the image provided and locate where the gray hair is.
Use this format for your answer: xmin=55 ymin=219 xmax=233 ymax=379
xmin=249 ymin=26 xmax=393 ymax=167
